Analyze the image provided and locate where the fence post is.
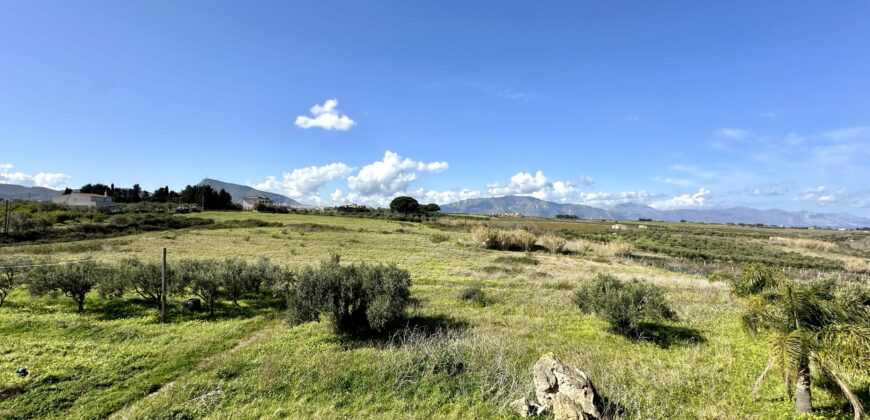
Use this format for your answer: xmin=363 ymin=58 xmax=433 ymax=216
xmin=161 ymin=248 xmax=167 ymax=323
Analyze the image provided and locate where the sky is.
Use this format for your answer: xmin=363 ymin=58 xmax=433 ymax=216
xmin=1 ymin=1 xmax=870 ymax=215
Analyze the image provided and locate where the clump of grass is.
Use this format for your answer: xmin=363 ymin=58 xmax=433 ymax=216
xmin=493 ymin=255 xmax=539 ymax=266
xmin=603 ymin=240 xmax=634 ymax=258
xmin=769 ymin=236 xmax=838 ymax=253
xmin=565 ymin=239 xmax=592 ymax=255
xmin=470 ymin=225 xmax=536 ymax=251
xmin=471 ymin=225 xmax=500 ymax=249
xmin=429 ymin=233 xmax=450 ymax=243
xmin=19 ymin=241 xmax=104 ymax=255
xmin=459 ymin=284 xmax=491 ymax=306
xmin=845 ymin=259 xmax=870 ymax=274
xmin=539 ymin=234 xmax=567 ymax=254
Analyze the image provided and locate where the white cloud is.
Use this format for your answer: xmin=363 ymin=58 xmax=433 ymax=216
xmin=577 ymin=190 xmax=657 ymax=207
xmin=578 ymin=176 xmax=594 ymax=186
xmin=0 ymin=163 xmax=71 ymax=189
xmin=822 ymin=126 xmax=869 ymax=141
xmin=252 ymin=162 xmax=355 ymax=202
xmin=412 ymin=188 xmax=481 ymax=205
xmin=486 ymin=171 xmax=585 ymax=202
xmin=294 ymin=98 xmax=356 ymax=131
xmin=716 ymin=128 xmax=752 ymax=140
xmin=650 ymin=187 xmax=712 ymax=210
xmin=347 ymin=151 xmax=448 ymax=196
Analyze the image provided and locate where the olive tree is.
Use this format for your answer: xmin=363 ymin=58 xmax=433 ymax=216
xmin=28 ymin=261 xmax=103 ymax=312
xmin=0 ymin=258 xmax=28 ymax=307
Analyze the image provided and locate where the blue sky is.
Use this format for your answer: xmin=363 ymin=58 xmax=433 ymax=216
xmin=2 ymin=1 xmax=869 ymax=215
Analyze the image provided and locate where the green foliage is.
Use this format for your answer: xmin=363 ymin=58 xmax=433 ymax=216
xmin=459 ymin=284 xmax=491 ymax=306
xmin=574 ymin=274 xmax=677 ymax=338
xmin=176 ymin=260 xmax=223 ymax=316
xmin=731 ymin=263 xmax=784 ymax=297
xmin=420 ymin=203 xmax=441 ymax=213
xmin=740 ymin=276 xmax=869 ymax=416
xmin=287 ymin=255 xmax=411 ymax=335
xmin=0 ymin=258 xmax=28 ymax=307
xmin=254 ymin=203 xmax=290 ymax=213
xmin=26 ymin=261 xmax=104 ymax=312
xmin=389 ymin=196 xmax=420 ymax=214
xmin=429 ymin=233 xmax=450 ymax=243
xmin=112 ymin=258 xmax=169 ymax=306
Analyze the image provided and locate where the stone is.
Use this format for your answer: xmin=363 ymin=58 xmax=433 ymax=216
xmin=509 ymin=397 xmax=543 ymax=417
xmin=514 ymin=353 xmax=605 ymax=419
xmin=183 ymin=298 xmax=202 ymax=312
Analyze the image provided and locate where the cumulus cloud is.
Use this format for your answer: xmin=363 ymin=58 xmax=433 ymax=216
xmin=294 ymin=99 xmax=356 ymax=131
xmin=716 ymin=128 xmax=752 ymax=140
xmin=347 ymin=151 xmax=448 ymax=196
xmin=0 ymin=163 xmax=71 ymax=189
xmin=485 ymin=171 xmax=586 ymax=202
xmin=650 ymin=187 xmax=712 ymax=210
xmin=251 ymin=163 xmax=355 ymax=203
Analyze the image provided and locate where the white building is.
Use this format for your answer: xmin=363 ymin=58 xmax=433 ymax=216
xmin=52 ymin=192 xmax=115 ymax=208
xmin=242 ymin=195 xmax=273 ymax=211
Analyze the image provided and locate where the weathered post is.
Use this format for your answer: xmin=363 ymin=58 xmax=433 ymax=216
xmin=161 ymin=247 xmax=167 ymax=323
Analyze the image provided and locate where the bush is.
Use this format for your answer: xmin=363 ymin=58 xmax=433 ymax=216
xmin=471 ymin=225 xmax=500 ymax=249
xmin=500 ymin=229 xmax=537 ymax=251
xmin=573 ymin=274 xmax=677 ymax=337
xmin=0 ymin=258 xmax=28 ymax=307
xmin=109 ymin=258 xmax=168 ymax=306
xmin=540 ymin=234 xmax=567 ymax=254
xmin=176 ymin=259 xmax=223 ymax=316
xmin=603 ymin=240 xmax=634 ymax=257
xmin=459 ymin=284 xmax=491 ymax=306
xmin=287 ymin=255 xmax=411 ymax=335
xmin=429 ymin=233 xmax=450 ymax=243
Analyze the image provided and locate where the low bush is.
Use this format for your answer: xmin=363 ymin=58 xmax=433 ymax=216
xmin=540 ymin=234 xmax=567 ymax=254
xmin=603 ymin=240 xmax=634 ymax=258
xmin=287 ymin=255 xmax=411 ymax=335
xmin=459 ymin=284 xmax=491 ymax=306
xmin=429 ymin=233 xmax=450 ymax=243
xmin=471 ymin=225 xmax=500 ymax=249
xmin=573 ymin=274 xmax=677 ymax=337
xmin=500 ymin=229 xmax=536 ymax=251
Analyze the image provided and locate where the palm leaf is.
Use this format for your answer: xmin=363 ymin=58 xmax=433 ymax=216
xmin=816 ymin=361 xmax=865 ymax=420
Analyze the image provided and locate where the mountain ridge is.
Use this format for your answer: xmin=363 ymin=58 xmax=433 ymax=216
xmin=441 ymin=195 xmax=870 ymax=228
xmin=196 ymin=179 xmax=304 ymax=207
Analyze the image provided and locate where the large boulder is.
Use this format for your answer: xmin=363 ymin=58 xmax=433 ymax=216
xmin=511 ymin=353 xmax=605 ymax=419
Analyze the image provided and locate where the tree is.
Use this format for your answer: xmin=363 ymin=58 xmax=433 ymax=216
xmin=221 ymin=258 xmax=248 ymax=306
xmin=177 ymin=260 xmax=221 ymax=316
xmin=117 ymin=258 xmax=167 ymax=307
xmin=389 ymin=196 xmax=419 ymax=214
xmin=28 ymin=261 xmax=102 ymax=312
xmin=0 ymin=258 xmax=28 ymax=307
xmin=80 ymin=183 xmax=111 ymax=196
xmin=740 ymin=275 xmax=868 ymax=418
xmin=420 ymin=203 xmax=441 ymax=213
xmin=288 ymin=255 xmax=412 ymax=335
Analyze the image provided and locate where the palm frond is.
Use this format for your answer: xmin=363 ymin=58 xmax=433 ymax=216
xmin=816 ymin=361 xmax=865 ymax=420
xmin=816 ymin=324 xmax=870 ymax=372
xmin=751 ymin=355 xmax=777 ymax=400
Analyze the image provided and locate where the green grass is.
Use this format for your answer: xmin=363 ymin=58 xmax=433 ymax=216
xmin=0 ymin=212 xmax=865 ymax=418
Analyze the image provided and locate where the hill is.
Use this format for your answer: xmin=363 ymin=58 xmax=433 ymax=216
xmin=0 ymin=184 xmax=60 ymax=201
xmin=196 ymin=178 xmax=304 ymax=207
xmin=442 ymin=195 xmax=870 ymax=228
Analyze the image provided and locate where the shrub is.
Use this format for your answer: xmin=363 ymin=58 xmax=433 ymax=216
xmin=429 ymin=233 xmax=450 ymax=243
xmin=27 ymin=261 xmax=105 ymax=312
xmin=287 ymin=255 xmax=411 ymax=335
xmin=176 ymin=259 xmax=223 ymax=316
xmin=603 ymin=240 xmax=634 ymax=257
xmin=0 ymin=258 xmax=28 ymax=307
xmin=459 ymin=284 xmax=491 ymax=306
xmin=109 ymin=258 xmax=168 ymax=306
xmin=540 ymin=234 xmax=567 ymax=254
xmin=573 ymin=274 xmax=677 ymax=337
xmin=730 ymin=263 xmax=783 ymax=297
xmin=471 ymin=225 xmax=500 ymax=249
xmin=500 ymin=229 xmax=537 ymax=251
xmin=566 ymin=239 xmax=592 ymax=255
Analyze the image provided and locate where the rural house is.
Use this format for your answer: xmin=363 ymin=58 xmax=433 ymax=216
xmin=242 ymin=195 xmax=273 ymax=211
xmin=52 ymin=192 xmax=115 ymax=208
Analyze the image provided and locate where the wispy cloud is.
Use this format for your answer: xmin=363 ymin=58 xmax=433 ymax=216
xmin=0 ymin=163 xmax=70 ymax=189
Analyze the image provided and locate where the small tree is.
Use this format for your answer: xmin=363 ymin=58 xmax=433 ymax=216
xmin=28 ymin=261 xmax=103 ymax=312
xmin=221 ymin=258 xmax=248 ymax=306
xmin=288 ymin=255 xmax=411 ymax=335
xmin=421 ymin=203 xmax=441 ymax=213
xmin=574 ymin=274 xmax=677 ymax=337
xmin=389 ymin=196 xmax=419 ymax=214
xmin=0 ymin=258 xmax=28 ymax=307
xmin=116 ymin=258 xmax=167 ymax=307
xmin=177 ymin=260 xmax=222 ymax=316
xmin=247 ymin=257 xmax=278 ymax=295
xmin=740 ymin=276 xmax=868 ymax=418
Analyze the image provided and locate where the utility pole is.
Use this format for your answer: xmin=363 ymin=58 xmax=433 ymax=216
xmin=161 ymin=247 xmax=167 ymax=323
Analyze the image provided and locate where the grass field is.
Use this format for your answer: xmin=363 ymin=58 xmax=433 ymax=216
xmin=1 ymin=212 xmax=867 ymax=418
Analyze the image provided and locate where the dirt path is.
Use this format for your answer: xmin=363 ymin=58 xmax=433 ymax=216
xmin=109 ymin=320 xmax=283 ymax=420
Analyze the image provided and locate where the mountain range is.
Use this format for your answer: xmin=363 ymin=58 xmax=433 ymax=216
xmin=440 ymin=195 xmax=870 ymax=228
xmin=196 ymin=178 xmax=304 ymax=207
xmin=0 ymin=184 xmax=61 ymax=201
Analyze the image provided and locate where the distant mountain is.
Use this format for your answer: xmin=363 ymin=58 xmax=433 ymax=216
xmin=441 ymin=195 xmax=613 ymax=219
xmin=196 ymin=178 xmax=304 ymax=207
xmin=441 ymin=195 xmax=870 ymax=228
xmin=0 ymin=184 xmax=60 ymax=201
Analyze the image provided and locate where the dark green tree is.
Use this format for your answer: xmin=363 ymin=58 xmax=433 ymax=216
xmin=389 ymin=196 xmax=419 ymax=214
xmin=27 ymin=261 xmax=103 ymax=312
xmin=421 ymin=203 xmax=441 ymax=213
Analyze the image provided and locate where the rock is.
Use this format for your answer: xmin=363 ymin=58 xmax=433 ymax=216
xmin=183 ymin=298 xmax=202 ymax=312
xmin=15 ymin=368 xmax=27 ymax=377
xmin=509 ymin=397 xmax=543 ymax=417
xmin=515 ymin=353 xmax=605 ymax=419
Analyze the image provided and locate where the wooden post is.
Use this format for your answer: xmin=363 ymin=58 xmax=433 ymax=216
xmin=161 ymin=247 xmax=167 ymax=323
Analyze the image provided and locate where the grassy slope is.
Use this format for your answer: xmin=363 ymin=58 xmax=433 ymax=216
xmin=1 ymin=212 xmax=864 ymax=418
